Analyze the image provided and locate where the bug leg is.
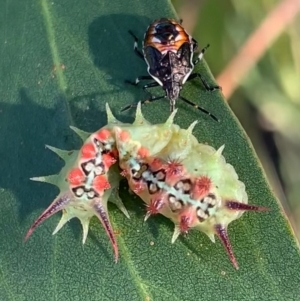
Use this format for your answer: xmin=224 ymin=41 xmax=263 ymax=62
xmin=190 ymin=44 xmax=221 ymax=91
xmin=191 ymin=38 xmax=198 ymax=52
xmin=179 ymin=96 xmax=219 ymax=122
xmin=193 ymin=44 xmax=210 ymax=65
xmin=142 ymin=81 xmax=160 ymax=92
xmin=121 ymin=95 xmax=165 ymax=112
xmin=125 ymin=75 xmax=153 ymax=86
xmin=124 ymin=77 xmax=160 ymax=111
xmin=125 ymin=77 xmax=159 ymax=96
xmin=128 ymin=30 xmax=144 ymax=60
xmin=187 ymin=72 xmax=221 ymax=92
xmin=141 ymin=82 xmax=160 ymax=103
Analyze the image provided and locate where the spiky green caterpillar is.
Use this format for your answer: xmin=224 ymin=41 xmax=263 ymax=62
xmin=25 ymin=103 xmax=268 ymax=269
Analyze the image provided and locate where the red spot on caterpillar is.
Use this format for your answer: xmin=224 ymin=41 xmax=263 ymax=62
xmin=192 ymin=176 xmax=212 ymax=199
xmin=102 ymin=153 xmax=117 ymax=169
xmin=150 ymin=158 xmax=164 ymax=170
xmin=93 ymin=175 xmax=111 ymax=192
xmin=81 ymin=143 xmax=96 ymax=159
xmin=119 ymin=130 xmax=130 ymax=142
xmin=132 ymin=181 xmax=145 ymax=194
xmin=95 ymin=128 xmax=112 ymax=141
xmin=145 ymin=195 xmax=165 ymax=220
xmin=137 ymin=147 xmax=149 ymax=158
xmin=178 ymin=206 xmax=198 ymax=233
xmin=179 ymin=215 xmax=191 ymax=233
xmin=67 ymin=168 xmax=85 ymax=186
xmin=165 ymin=160 xmax=184 ymax=177
xmin=162 ymin=160 xmax=186 ymax=186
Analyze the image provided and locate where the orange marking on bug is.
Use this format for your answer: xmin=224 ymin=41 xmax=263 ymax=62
xmin=81 ymin=143 xmax=96 ymax=160
xmin=93 ymin=175 xmax=111 ymax=192
xmin=145 ymin=19 xmax=190 ymax=54
xmin=154 ymin=43 xmax=185 ymax=54
xmin=137 ymin=147 xmax=149 ymax=159
xmin=192 ymin=176 xmax=212 ymax=199
xmin=95 ymin=128 xmax=112 ymax=141
xmin=68 ymin=168 xmax=85 ymax=186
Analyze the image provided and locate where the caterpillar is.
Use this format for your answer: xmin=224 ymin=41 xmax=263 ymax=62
xmin=25 ymin=103 xmax=268 ymax=269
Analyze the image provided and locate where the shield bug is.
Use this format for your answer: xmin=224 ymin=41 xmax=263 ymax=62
xmin=123 ymin=18 xmax=221 ymax=121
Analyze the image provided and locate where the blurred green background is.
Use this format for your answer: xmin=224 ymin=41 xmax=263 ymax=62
xmin=172 ymin=0 xmax=300 ymax=241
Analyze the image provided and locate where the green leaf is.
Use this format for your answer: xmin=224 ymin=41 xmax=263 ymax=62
xmin=1 ymin=0 xmax=300 ymax=300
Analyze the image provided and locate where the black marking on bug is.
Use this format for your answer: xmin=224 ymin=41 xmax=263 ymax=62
xmin=123 ymin=18 xmax=221 ymax=122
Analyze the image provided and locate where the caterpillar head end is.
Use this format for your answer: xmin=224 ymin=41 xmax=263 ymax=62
xmin=26 ymin=139 xmax=121 ymax=262
xmin=24 ymin=192 xmax=119 ymax=262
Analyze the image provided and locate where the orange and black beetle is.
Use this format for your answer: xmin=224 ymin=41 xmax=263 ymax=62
xmin=123 ymin=18 xmax=220 ymax=121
